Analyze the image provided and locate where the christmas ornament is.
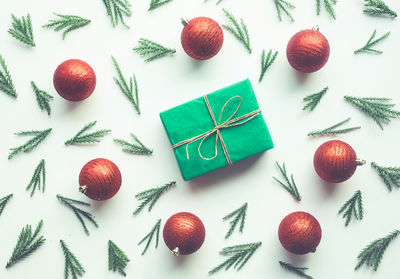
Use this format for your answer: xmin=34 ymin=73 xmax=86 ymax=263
xmin=181 ymin=17 xmax=223 ymax=60
xmin=79 ymin=158 xmax=122 ymax=201
xmin=53 ymin=59 xmax=96 ymax=101
xmin=286 ymin=28 xmax=330 ymax=73
xmin=313 ymin=140 xmax=365 ymax=183
xmin=163 ymin=212 xmax=205 ymax=255
xmin=278 ymin=211 xmax=322 ymax=255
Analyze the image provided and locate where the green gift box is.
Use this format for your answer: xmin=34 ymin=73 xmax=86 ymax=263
xmin=160 ymin=79 xmax=274 ymax=181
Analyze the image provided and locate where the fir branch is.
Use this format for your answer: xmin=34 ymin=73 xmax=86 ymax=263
xmin=204 ymin=0 xmax=224 ymax=4
xmin=303 ymin=87 xmax=328 ymax=112
xmin=279 ymin=261 xmax=313 ymax=279
xmin=133 ymin=38 xmax=176 ymax=62
xmin=259 ymin=49 xmax=278 ymax=82
xmin=149 ymin=0 xmax=173 ymax=10
xmin=223 ymin=203 xmax=248 ymax=239
xmin=0 ymin=54 xmax=17 ymax=98
xmin=138 ymin=219 xmax=161 ymax=255
xmin=344 ymin=96 xmax=400 ymax=129
xmin=133 ymin=181 xmax=175 ymax=215
xmin=6 ymin=220 xmax=45 ymax=268
xmin=60 ymin=240 xmax=85 ymax=279
xmin=354 ymin=30 xmax=390 ymax=54
xmin=26 ymin=159 xmax=46 ymax=197
xmin=209 ymin=242 xmax=262 ymax=274
xmin=222 ymin=9 xmax=252 ymax=54
xmin=316 ymin=0 xmax=337 ymax=19
xmin=65 ymin=121 xmax=111 ymax=145
xmin=308 ymin=118 xmax=361 ymax=137
xmin=338 ymin=190 xmax=364 ymax=226
xmin=8 ymin=128 xmax=52 ymax=160
xmin=0 ymin=194 xmax=13 ymax=216
xmin=8 ymin=13 xmax=35 ymax=47
xmin=31 ymin=81 xmax=53 ymax=115
xmin=355 ymin=230 xmax=400 ymax=271
xmin=42 ymin=13 xmax=91 ymax=40
xmin=56 ymin=195 xmax=98 ymax=235
xmin=102 ymin=0 xmax=132 ymax=28
xmin=108 ymin=240 xmax=130 ymax=276
xmin=111 ymin=56 xmax=140 ymax=114
xmin=273 ymin=162 xmax=301 ymax=201
xmin=363 ymin=0 xmax=397 ymax=17
xmin=273 ymin=0 xmax=296 ymax=22
xmin=371 ymin=162 xmax=400 ymax=191
xmin=114 ymin=133 xmax=153 ymax=155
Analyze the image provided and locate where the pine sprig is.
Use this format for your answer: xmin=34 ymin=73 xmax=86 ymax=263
xmin=344 ymin=96 xmax=400 ymax=129
xmin=108 ymin=240 xmax=130 ymax=276
xmin=354 ymin=30 xmax=390 ymax=54
xmin=149 ymin=0 xmax=173 ymax=10
xmin=0 ymin=54 xmax=17 ymax=98
xmin=279 ymin=261 xmax=313 ymax=279
xmin=8 ymin=128 xmax=52 ymax=160
xmin=60 ymin=240 xmax=85 ymax=279
xmin=65 ymin=121 xmax=111 ymax=145
xmin=138 ymin=219 xmax=161 ymax=255
xmin=338 ymin=190 xmax=364 ymax=226
xmin=56 ymin=195 xmax=98 ymax=235
xmin=43 ymin=13 xmax=91 ymax=40
xmin=355 ymin=230 xmax=400 ymax=271
xmin=223 ymin=203 xmax=248 ymax=239
xmin=31 ymin=81 xmax=53 ymax=115
xmin=308 ymin=118 xmax=361 ymax=137
xmin=371 ymin=162 xmax=400 ymax=191
xmin=222 ymin=9 xmax=252 ymax=54
xmin=259 ymin=49 xmax=278 ymax=82
xmin=111 ymin=56 xmax=140 ymax=115
xmin=114 ymin=133 xmax=153 ymax=154
xmin=205 ymin=0 xmax=224 ymax=4
xmin=133 ymin=38 xmax=176 ymax=62
xmin=273 ymin=0 xmax=296 ymax=22
xmin=133 ymin=181 xmax=175 ymax=215
xmin=26 ymin=159 xmax=46 ymax=197
xmin=6 ymin=220 xmax=45 ymax=268
xmin=208 ymin=242 xmax=262 ymax=274
xmin=303 ymin=87 xmax=328 ymax=112
xmin=316 ymin=0 xmax=337 ymax=19
xmin=0 ymin=194 xmax=13 ymax=216
xmin=8 ymin=13 xmax=35 ymax=47
xmin=102 ymin=0 xmax=132 ymax=28
xmin=273 ymin=162 xmax=301 ymax=201
xmin=364 ymin=0 xmax=397 ymax=17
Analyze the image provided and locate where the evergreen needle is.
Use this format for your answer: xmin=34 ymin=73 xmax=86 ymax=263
xmin=279 ymin=261 xmax=313 ymax=279
xmin=371 ymin=162 xmax=400 ymax=191
xmin=204 ymin=0 xmax=224 ymax=4
xmin=308 ymin=118 xmax=361 ymax=137
xmin=0 ymin=194 xmax=13 ymax=216
xmin=102 ymin=0 xmax=132 ymax=28
xmin=303 ymin=87 xmax=328 ymax=112
xmin=354 ymin=30 xmax=390 ymax=54
xmin=355 ymin=230 xmax=400 ymax=271
xmin=108 ymin=240 xmax=130 ymax=276
xmin=338 ymin=190 xmax=364 ymax=226
xmin=259 ymin=49 xmax=278 ymax=82
xmin=8 ymin=13 xmax=35 ymax=47
xmin=138 ymin=219 xmax=161 ymax=255
xmin=0 ymin=54 xmax=17 ymax=98
xmin=133 ymin=38 xmax=176 ymax=62
xmin=223 ymin=203 xmax=248 ymax=239
xmin=8 ymin=128 xmax=52 ymax=160
xmin=209 ymin=242 xmax=262 ymax=274
xmin=26 ymin=159 xmax=46 ymax=197
xmin=133 ymin=181 xmax=176 ymax=215
xmin=31 ymin=81 xmax=53 ymax=115
xmin=222 ymin=9 xmax=252 ymax=54
xmin=57 ymin=195 xmax=98 ymax=235
xmin=363 ymin=0 xmax=397 ymax=17
xmin=114 ymin=133 xmax=153 ymax=155
xmin=43 ymin=13 xmax=91 ymax=40
xmin=6 ymin=220 xmax=45 ymax=268
xmin=274 ymin=0 xmax=296 ymax=22
xmin=65 ymin=121 xmax=111 ymax=145
xmin=149 ymin=0 xmax=173 ymax=10
xmin=316 ymin=0 xmax=337 ymax=19
xmin=273 ymin=162 xmax=301 ymax=201
xmin=60 ymin=240 xmax=85 ymax=279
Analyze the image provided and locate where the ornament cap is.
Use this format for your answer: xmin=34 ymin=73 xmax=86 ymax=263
xmin=172 ymin=247 xmax=180 ymax=256
xmin=356 ymin=159 xmax=366 ymax=166
xmin=79 ymin=185 xmax=88 ymax=194
xmin=312 ymin=25 xmax=320 ymax=31
xmin=181 ymin=18 xmax=188 ymax=26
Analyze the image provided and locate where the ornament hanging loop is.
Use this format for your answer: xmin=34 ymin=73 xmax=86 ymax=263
xmin=356 ymin=159 xmax=366 ymax=166
xmin=312 ymin=25 xmax=320 ymax=31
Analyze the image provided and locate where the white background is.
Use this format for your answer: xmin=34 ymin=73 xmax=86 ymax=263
xmin=0 ymin=0 xmax=399 ymax=278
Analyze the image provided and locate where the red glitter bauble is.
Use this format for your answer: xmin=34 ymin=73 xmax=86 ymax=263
xmin=286 ymin=29 xmax=330 ymax=73
xmin=53 ymin=59 xmax=96 ymax=101
xmin=278 ymin=211 xmax=322 ymax=255
xmin=181 ymin=17 xmax=224 ymax=60
xmin=79 ymin=158 xmax=122 ymax=201
xmin=163 ymin=212 xmax=205 ymax=256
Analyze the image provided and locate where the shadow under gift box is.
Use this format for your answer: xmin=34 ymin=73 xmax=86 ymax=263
xmin=160 ymin=79 xmax=274 ymax=181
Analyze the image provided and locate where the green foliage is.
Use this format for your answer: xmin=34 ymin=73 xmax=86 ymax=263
xmin=8 ymin=13 xmax=35 ymax=47
xmin=371 ymin=162 xmax=400 ymax=191
xmin=108 ymin=240 xmax=130 ymax=276
xmin=316 ymin=0 xmax=337 ymax=19
xmin=274 ymin=0 xmax=295 ymax=22
xmin=205 ymin=0 xmax=224 ymax=4
xmin=338 ymin=190 xmax=364 ymax=226
xmin=26 ymin=159 xmax=46 ymax=197
xmin=138 ymin=219 xmax=161 ymax=255
xmin=273 ymin=162 xmax=301 ymax=201
xmin=279 ymin=261 xmax=313 ymax=279
xmin=57 ymin=195 xmax=98 ymax=235
xmin=9 ymin=128 xmax=52 ymax=160
xmin=308 ymin=118 xmax=361 ymax=137
xmin=259 ymin=49 xmax=278 ymax=82
xmin=133 ymin=181 xmax=175 ymax=215
xmin=149 ymin=0 xmax=173 ymax=10
xmin=354 ymin=30 xmax=390 ymax=54
xmin=6 ymin=220 xmax=45 ymax=268
xmin=0 ymin=54 xmax=17 ymax=98
xmin=355 ymin=230 xmax=400 ymax=271
xmin=60 ymin=240 xmax=85 ymax=279
xmin=0 ymin=194 xmax=13 ymax=216
xmin=133 ymin=38 xmax=176 ymax=62
xmin=102 ymin=0 xmax=132 ymax=28
xmin=209 ymin=242 xmax=262 ymax=274
xmin=31 ymin=81 xmax=53 ymax=115
xmin=222 ymin=9 xmax=251 ymax=54
xmin=363 ymin=0 xmax=397 ymax=17
xmin=223 ymin=203 xmax=248 ymax=239
xmin=65 ymin=121 xmax=111 ymax=145
xmin=43 ymin=13 xmax=91 ymax=39
xmin=303 ymin=87 xmax=328 ymax=112
xmin=114 ymin=133 xmax=152 ymax=155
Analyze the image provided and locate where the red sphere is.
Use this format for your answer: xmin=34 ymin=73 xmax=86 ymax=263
xmin=79 ymin=158 xmax=122 ymax=201
xmin=278 ymin=211 xmax=322 ymax=255
xmin=163 ymin=212 xmax=205 ymax=255
xmin=181 ymin=17 xmax=224 ymax=60
xmin=53 ymin=59 xmax=96 ymax=101
xmin=286 ymin=29 xmax=330 ymax=73
xmin=314 ymin=140 xmax=360 ymax=183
